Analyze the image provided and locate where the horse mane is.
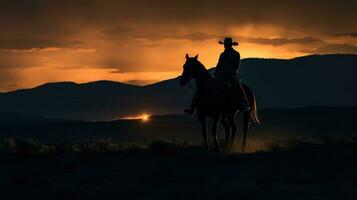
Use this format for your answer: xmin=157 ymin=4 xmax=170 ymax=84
xmin=193 ymin=59 xmax=212 ymax=79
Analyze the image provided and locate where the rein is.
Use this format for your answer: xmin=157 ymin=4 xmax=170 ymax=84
xmin=187 ymin=80 xmax=196 ymax=91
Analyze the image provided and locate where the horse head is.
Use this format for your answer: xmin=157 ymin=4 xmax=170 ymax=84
xmin=179 ymin=54 xmax=199 ymax=86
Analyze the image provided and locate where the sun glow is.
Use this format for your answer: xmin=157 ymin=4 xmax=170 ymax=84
xmin=121 ymin=113 xmax=151 ymax=121
xmin=141 ymin=114 xmax=150 ymax=121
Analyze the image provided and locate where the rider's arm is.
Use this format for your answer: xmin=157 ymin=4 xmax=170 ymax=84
xmin=235 ymin=51 xmax=241 ymax=72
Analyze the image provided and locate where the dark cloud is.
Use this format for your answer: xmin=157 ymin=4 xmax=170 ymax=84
xmin=172 ymin=33 xmax=322 ymax=46
xmin=301 ymin=44 xmax=357 ymax=54
xmin=0 ymin=38 xmax=81 ymax=50
xmin=172 ymin=32 xmax=219 ymax=41
xmin=103 ymin=29 xmax=218 ymax=41
xmin=0 ymin=50 xmax=37 ymax=69
xmin=0 ymin=69 xmax=22 ymax=91
xmin=1 ymin=0 xmax=357 ymax=38
xmin=0 ymin=0 xmax=354 ymax=60
xmin=103 ymin=29 xmax=322 ymax=46
xmin=333 ymin=32 xmax=357 ymax=38
xmin=0 ymin=0 xmax=356 ymax=91
xmin=109 ymin=69 xmax=121 ymax=73
xmin=125 ymin=79 xmax=158 ymax=86
xmin=237 ymin=36 xmax=322 ymax=46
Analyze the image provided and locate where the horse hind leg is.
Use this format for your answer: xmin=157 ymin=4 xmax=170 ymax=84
xmin=227 ymin=114 xmax=237 ymax=146
xmin=221 ymin=116 xmax=231 ymax=147
xmin=242 ymin=111 xmax=250 ymax=152
xmin=211 ymin=115 xmax=220 ymax=152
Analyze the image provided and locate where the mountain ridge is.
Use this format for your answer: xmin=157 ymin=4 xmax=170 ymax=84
xmin=2 ymin=54 xmax=355 ymax=94
xmin=0 ymin=54 xmax=356 ymax=120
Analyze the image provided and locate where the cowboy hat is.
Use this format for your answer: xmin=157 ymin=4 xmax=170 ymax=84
xmin=218 ymin=37 xmax=239 ymax=46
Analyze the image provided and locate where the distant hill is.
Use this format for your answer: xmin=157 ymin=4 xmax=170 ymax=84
xmin=0 ymin=112 xmax=79 ymax=124
xmin=240 ymin=54 xmax=357 ymax=108
xmin=1 ymin=107 xmax=356 ymax=146
xmin=0 ymin=54 xmax=356 ymax=120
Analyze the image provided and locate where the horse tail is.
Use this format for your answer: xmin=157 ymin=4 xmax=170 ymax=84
xmin=241 ymin=83 xmax=260 ymax=152
xmin=242 ymin=83 xmax=260 ymax=125
xmin=250 ymin=93 xmax=260 ymax=125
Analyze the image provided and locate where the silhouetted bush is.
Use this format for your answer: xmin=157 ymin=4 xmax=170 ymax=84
xmin=322 ymin=135 xmax=348 ymax=146
xmin=149 ymin=138 xmax=191 ymax=155
xmin=56 ymin=138 xmax=118 ymax=154
xmin=264 ymin=138 xmax=317 ymax=152
xmin=4 ymin=136 xmax=355 ymax=157
xmin=352 ymin=136 xmax=357 ymax=144
xmin=264 ymin=136 xmax=357 ymax=155
xmin=0 ymin=138 xmax=55 ymax=156
xmin=119 ymin=143 xmax=147 ymax=155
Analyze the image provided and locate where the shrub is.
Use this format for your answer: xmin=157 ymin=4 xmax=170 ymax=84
xmin=87 ymin=138 xmax=115 ymax=152
xmin=149 ymin=138 xmax=189 ymax=155
xmin=56 ymin=138 xmax=117 ymax=154
xmin=0 ymin=138 xmax=56 ymax=156
xmin=264 ymin=137 xmax=319 ymax=153
xmin=120 ymin=143 xmax=147 ymax=154
xmin=322 ymin=135 xmax=348 ymax=146
xmin=352 ymin=136 xmax=357 ymax=144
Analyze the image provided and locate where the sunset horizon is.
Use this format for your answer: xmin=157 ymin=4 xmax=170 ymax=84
xmin=1 ymin=52 xmax=354 ymax=92
xmin=0 ymin=46 xmax=314 ymax=92
xmin=1 ymin=1 xmax=357 ymax=199
xmin=1 ymin=1 xmax=357 ymax=91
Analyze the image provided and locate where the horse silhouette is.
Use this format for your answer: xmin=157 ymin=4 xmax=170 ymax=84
xmin=179 ymin=54 xmax=260 ymax=152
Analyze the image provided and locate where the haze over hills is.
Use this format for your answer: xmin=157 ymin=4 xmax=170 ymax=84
xmin=0 ymin=112 xmax=79 ymax=124
xmin=0 ymin=54 xmax=356 ymax=121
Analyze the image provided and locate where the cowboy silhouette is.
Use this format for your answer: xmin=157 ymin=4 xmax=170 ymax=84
xmin=184 ymin=37 xmax=250 ymax=115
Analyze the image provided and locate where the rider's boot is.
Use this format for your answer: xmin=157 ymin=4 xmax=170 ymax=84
xmin=239 ymin=100 xmax=250 ymax=112
xmin=184 ymin=106 xmax=195 ymax=115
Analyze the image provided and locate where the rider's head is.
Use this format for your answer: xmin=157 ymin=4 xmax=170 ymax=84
xmin=219 ymin=37 xmax=238 ymax=49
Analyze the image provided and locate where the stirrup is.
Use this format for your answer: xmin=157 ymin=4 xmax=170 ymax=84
xmin=184 ymin=107 xmax=195 ymax=115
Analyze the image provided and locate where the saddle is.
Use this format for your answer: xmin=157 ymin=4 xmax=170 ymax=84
xmin=215 ymin=73 xmax=245 ymax=109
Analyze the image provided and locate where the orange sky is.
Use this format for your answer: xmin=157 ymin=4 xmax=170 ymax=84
xmin=0 ymin=37 xmax=308 ymax=91
xmin=0 ymin=0 xmax=356 ymax=91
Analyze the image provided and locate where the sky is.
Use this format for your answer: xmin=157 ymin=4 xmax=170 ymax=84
xmin=0 ymin=0 xmax=357 ymax=91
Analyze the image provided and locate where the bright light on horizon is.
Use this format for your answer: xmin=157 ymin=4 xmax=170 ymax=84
xmin=121 ymin=113 xmax=151 ymax=122
xmin=141 ymin=113 xmax=150 ymax=122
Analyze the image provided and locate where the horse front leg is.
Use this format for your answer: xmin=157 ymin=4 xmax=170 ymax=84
xmin=211 ymin=115 xmax=220 ymax=152
xmin=199 ymin=116 xmax=208 ymax=152
xmin=242 ymin=111 xmax=250 ymax=152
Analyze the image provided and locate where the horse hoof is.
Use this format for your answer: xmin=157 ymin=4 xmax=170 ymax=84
xmin=203 ymin=146 xmax=209 ymax=153
xmin=230 ymin=142 xmax=234 ymax=148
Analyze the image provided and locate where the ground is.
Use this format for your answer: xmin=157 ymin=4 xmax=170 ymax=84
xmin=1 ymin=140 xmax=357 ymax=200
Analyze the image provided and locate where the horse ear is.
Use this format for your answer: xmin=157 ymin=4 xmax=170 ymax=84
xmin=194 ymin=54 xmax=198 ymax=60
xmin=185 ymin=54 xmax=189 ymax=60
